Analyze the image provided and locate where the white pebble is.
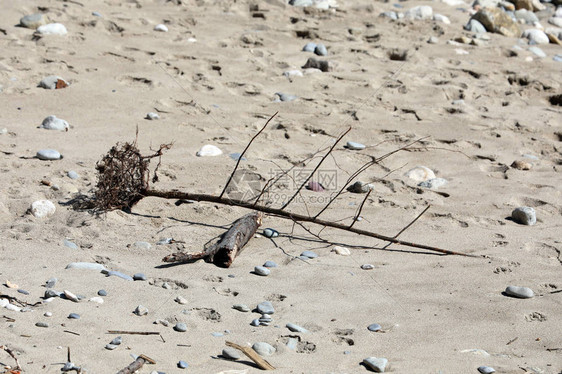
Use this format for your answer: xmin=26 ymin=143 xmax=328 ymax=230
xmin=196 ymin=144 xmax=222 ymax=157
xmin=89 ymin=297 xmax=104 ymax=304
xmin=505 ymin=285 xmax=534 ymax=299
xmin=283 ymin=70 xmax=303 ymax=78
xmin=154 ymin=24 xmax=168 ymax=32
xmin=40 ymin=115 xmax=69 ymax=131
xmin=37 ymin=23 xmax=67 ymax=35
xmin=146 ymin=112 xmax=160 ymax=120
xmin=37 ymin=149 xmax=62 ymax=160
xmin=405 ymin=166 xmax=435 ymax=182
xmin=30 ymin=200 xmax=56 ymax=218
xmin=433 ymin=14 xmax=451 ymax=24
xmin=332 ymin=246 xmax=351 ymax=256
xmin=361 ymin=264 xmax=375 ymax=270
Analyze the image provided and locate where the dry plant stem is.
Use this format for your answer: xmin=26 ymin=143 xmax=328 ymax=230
xmin=280 ymin=127 xmax=351 ymax=210
xmin=225 ymin=341 xmax=275 ymax=370
xmin=107 ymin=330 xmax=160 ymax=335
xmin=163 ymin=212 xmax=262 ymax=266
xmin=116 ymin=355 xmax=155 ymax=374
xmin=147 ymin=189 xmax=474 ymax=257
xmin=0 ymin=345 xmax=22 ymax=371
xmin=219 ymin=112 xmax=278 ymax=199
xmin=349 ymin=189 xmax=372 ymax=229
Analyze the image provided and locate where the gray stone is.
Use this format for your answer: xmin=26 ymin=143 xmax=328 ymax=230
xmin=505 ymin=285 xmax=534 ymax=298
xmin=67 ymin=171 xmax=79 ymax=179
xmin=404 ymin=5 xmax=433 ymax=20
xmin=20 ymin=14 xmax=48 ymax=29
xmin=92 ymin=11 xmax=103 ymax=17
xmin=263 ymin=228 xmax=279 ymax=238
xmin=175 ymin=296 xmax=188 ymax=305
xmin=44 ymin=312 xmax=52 ymax=317
xmin=427 ymin=36 xmax=439 ymax=44
xmin=275 ymin=92 xmax=297 ymax=102
xmin=250 ymin=318 xmax=260 ymax=326
xmin=368 ymin=323 xmax=382 ymax=332
xmin=98 ymin=289 xmax=108 ymax=296
xmin=466 ymin=19 xmax=487 ymax=34
xmin=259 ymin=314 xmax=273 ymax=323
xmin=257 ymin=301 xmax=274 ymax=314
xmin=314 ymin=44 xmax=328 ymax=56
xmin=105 ymin=344 xmax=118 ymax=350
xmin=528 ymin=46 xmax=546 ymax=58
xmin=106 ymin=271 xmax=133 ymax=281
xmin=133 ymin=273 xmax=147 ymax=281
xmin=302 ymin=42 xmax=317 ymax=52
xmin=36 ymin=149 xmax=62 ymax=160
xmin=523 ymin=29 xmax=549 ymax=44
xmin=222 ymin=347 xmax=241 ymax=360
xmin=512 ymin=206 xmax=536 ymax=225
xmin=39 ymin=76 xmax=69 ymax=90
xmin=233 ymin=304 xmax=250 ymax=312
xmin=286 ymin=323 xmax=308 ymax=333
xmin=363 ymin=357 xmax=388 ymax=372
xmin=133 ymin=241 xmax=152 ymax=250
xmin=418 ymin=178 xmax=448 ymax=189
xmin=174 ymin=322 xmax=187 ymax=332
xmin=347 ymin=181 xmax=373 ymax=193
xmin=549 ymin=17 xmax=562 ymax=28
xmin=361 ymin=264 xmax=375 ymax=270
xmin=254 ymin=266 xmax=271 ymax=276
xmin=36 ymin=322 xmax=49 ymax=328
xmin=146 ymin=112 xmax=160 ymax=120
xmin=177 ymin=360 xmax=188 ymax=369
xmin=45 ymin=289 xmax=61 ymax=298
xmin=471 ymin=7 xmax=521 ymax=36
xmin=66 ymin=262 xmax=106 ymax=271
xmin=286 ymin=337 xmax=298 ymax=350
xmin=380 ymin=11 xmax=398 ymax=20
xmin=263 ymin=260 xmax=277 ymax=268
xmin=300 ymin=250 xmax=318 ymax=259
xmin=478 ymin=366 xmax=496 ymax=374
xmin=211 ymin=331 xmax=224 ymax=337
xmin=110 ymin=336 xmax=122 ymax=345
xmin=346 ymin=141 xmax=366 ymax=150
xmin=63 ymin=239 xmax=78 ymax=249
xmin=515 ymin=9 xmax=539 ymax=24
xmin=45 ymin=277 xmax=57 ymax=288
xmin=302 ymin=57 xmax=332 ymax=72
xmin=157 ymin=237 xmax=173 ymax=245
xmin=252 ymin=342 xmax=276 ymax=356
xmin=134 ymin=305 xmax=149 ymax=316
xmin=68 ymin=313 xmax=80 ymax=319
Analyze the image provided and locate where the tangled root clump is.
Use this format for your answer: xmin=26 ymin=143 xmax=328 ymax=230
xmin=94 ymin=141 xmax=171 ymax=211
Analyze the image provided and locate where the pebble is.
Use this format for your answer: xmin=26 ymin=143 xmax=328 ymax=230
xmin=229 ymin=152 xmax=246 ymax=161
xmin=254 ymin=266 xmax=271 ymax=276
xmin=45 ymin=289 xmax=62 ymax=298
xmin=380 ymin=11 xmax=398 ymax=20
xmin=196 ymin=144 xmax=222 ymax=157
xmin=283 ymin=70 xmax=303 ymax=78
xmin=252 ymin=342 xmax=276 ymax=356
xmin=177 ymin=360 xmax=189 ymax=369
xmin=133 ymin=273 xmax=147 ymax=281
xmin=550 ymin=17 xmax=562 ymax=28
xmin=523 ymin=29 xmax=549 ymax=44
xmin=347 ymin=181 xmax=373 ymax=193
xmin=46 ymin=277 xmax=57 ymax=288
xmin=134 ymin=305 xmax=149 ymax=316
xmin=263 ymin=228 xmax=279 ymax=238
xmin=63 ymin=290 xmax=79 ymax=302
xmin=427 ymin=36 xmax=439 ymax=44
xmin=39 ymin=76 xmax=69 ymax=90
xmin=66 ymin=262 xmax=106 ymax=271
xmin=511 ymin=206 xmax=536 ymax=225
xmin=222 ymin=347 xmax=241 ymax=360
xmin=146 ymin=112 xmax=160 ymax=120
xmin=133 ymin=241 xmax=152 ymax=250
xmin=332 ymin=246 xmax=351 ymax=256
xmin=162 ymin=282 xmax=171 ymax=289
xmin=105 ymin=344 xmax=118 ymax=350
xmin=64 ymin=239 xmax=78 ymax=249
xmin=511 ymin=160 xmax=531 ymax=170
xmin=286 ymin=323 xmax=308 ymax=333
xmin=157 ymin=237 xmax=173 ymax=245
xmin=211 ymin=331 xmax=224 ymax=337
xmin=257 ymin=301 xmax=275 ymax=314
xmin=404 ymin=5 xmax=433 ymax=20
xmin=89 ymin=297 xmax=104 ymax=304
xmin=505 ymin=285 xmax=534 ymax=298
xmin=471 ymin=7 xmax=520 ymax=37
xmin=232 ymin=304 xmax=250 ymax=312
xmin=250 ymin=318 xmax=260 ymax=326
xmin=465 ymin=19 xmax=487 ymax=34
xmin=418 ymin=178 xmax=448 ymax=189
xmin=68 ymin=313 xmax=80 ymax=319
xmin=368 ymin=323 xmax=382 ymax=332
xmin=17 ymin=289 xmax=29 ymax=295
xmin=98 ymin=289 xmax=108 ymax=296
xmin=405 ymin=166 xmax=435 ymax=182
xmin=302 ymin=57 xmax=332 ymax=72
xmin=286 ymin=337 xmax=299 ymax=350
xmin=302 ymin=42 xmax=317 ymax=52
xmin=314 ymin=43 xmax=328 ymax=56
xmin=175 ymin=296 xmax=188 ymax=305
xmin=259 ymin=314 xmax=273 ymax=323
xmin=275 ymin=92 xmax=297 ymax=102
xmin=515 ymin=9 xmax=538 ymax=24
xmin=263 ymin=260 xmax=277 ymax=268
xmin=478 ymin=366 xmax=496 ymax=374
xmin=155 ymin=319 xmax=170 ymax=327
xmin=363 ymin=357 xmax=388 ymax=372
xmin=20 ymin=13 xmax=48 ymax=29
xmin=154 ymin=24 xmax=168 ymax=32
xmin=433 ymin=14 xmax=451 ymax=24
xmin=553 ymin=54 xmax=562 ymax=62
xmin=36 ymin=322 xmax=49 ymax=328
xmin=36 ymin=149 xmax=62 ymax=160
xmin=106 ymin=271 xmax=134 ymax=281
xmin=67 ymin=170 xmax=79 ymax=179
xmin=44 ymin=312 xmax=53 ymax=317
xmin=174 ymin=322 xmax=187 ymax=332
xmin=528 ymin=46 xmax=546 ymax=58
xmin=37 ymin=23 xmax=68 ymax=35
xmin=92 ymin=11 xmax=103 ymax=17
xmin=301 ymin=250 xmax=318 ymax=259
xmin=361 ymin=264 xmax=375 ymax=270
xmin=346 ymin=141 xmax=366 ymax=150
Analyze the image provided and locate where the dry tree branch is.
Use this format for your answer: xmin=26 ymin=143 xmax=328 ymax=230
xmin=0 ymin=345 xmax=22 ymax=372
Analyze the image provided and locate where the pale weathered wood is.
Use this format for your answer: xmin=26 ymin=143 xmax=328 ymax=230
xmin=225 ymin=341 xmax=275 ymax=370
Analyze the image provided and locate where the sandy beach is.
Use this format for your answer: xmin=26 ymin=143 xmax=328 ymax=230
xmin=1 ymin=0 xmax=561 ymax=372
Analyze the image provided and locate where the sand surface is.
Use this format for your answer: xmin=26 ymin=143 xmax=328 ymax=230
xmin=1 ymin=0 xmax=561 ymax=373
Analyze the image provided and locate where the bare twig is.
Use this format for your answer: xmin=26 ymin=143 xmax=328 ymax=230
xmin=225 ymin=341 xmax=275 ymax=370
xmin=381 ymin=205 xmax=431 ymax=250
xmin=0 ymin=345 xmax=22 ymax=371
xmin=349 ymin=189 xmax=372 ymax=229
xmin=116 ymin=354 xmax=155 ymax=374
xmin=107 ymin=330 xmax=160 ymax=335
xmin=219 ymin=112 xmax=278 ymax=199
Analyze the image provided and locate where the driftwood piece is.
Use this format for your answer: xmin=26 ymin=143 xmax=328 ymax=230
xmin=116 ymin=354 xmax=155 ymax=374
xmin=0 ymin=345 xmax=22 ymax=372
xmin=163 ymin=212 xmax=262 ymax=267
xmin=225 ymin=341 xmax=275 ymax=370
